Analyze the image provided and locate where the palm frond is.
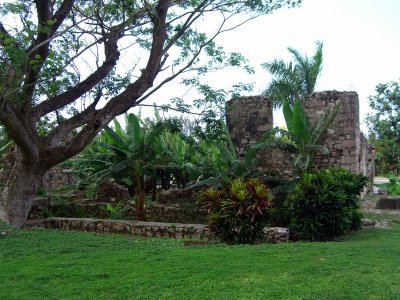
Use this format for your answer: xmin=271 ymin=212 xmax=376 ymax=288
xmin=262 ymin=59 xmax=294 ymax=79
xmin=305 ymin=144 xmax=330 ymax=155
xmin=252 ymin=136 xmax=297 ymax=153
xmin=288 ymin=47 xmax=308 ymax=71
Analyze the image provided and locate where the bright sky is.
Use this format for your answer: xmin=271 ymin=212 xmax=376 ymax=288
xmin=141 ymin=0 xmax=400 ymax=133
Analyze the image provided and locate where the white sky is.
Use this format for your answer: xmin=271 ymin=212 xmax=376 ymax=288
xmin=138 ymin=0 xmax=400 ymax=133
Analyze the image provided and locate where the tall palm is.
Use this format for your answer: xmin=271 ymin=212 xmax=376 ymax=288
xmin=262 ymin=41 xmax=323 ymax=108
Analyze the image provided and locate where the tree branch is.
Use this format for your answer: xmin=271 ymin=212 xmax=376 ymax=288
xmin=0 ymin=102 xmax=39 ymax=161
xmin=23 ymin=0 xmax=75 ymax=107
xmin=32 ymin=25 xmax=122 ymax=119
xmin=43 ymin=0 xmax=172 ymax=167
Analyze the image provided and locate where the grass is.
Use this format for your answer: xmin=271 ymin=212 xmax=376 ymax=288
xmin=362 ymin=211 xmax=400 ymax=221
xmin=1 ymin=222 xmax=400 ymax=299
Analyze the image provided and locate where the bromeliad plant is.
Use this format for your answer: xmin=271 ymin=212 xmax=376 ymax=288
xmin=200 ymin=178 xmax=271 ymax=244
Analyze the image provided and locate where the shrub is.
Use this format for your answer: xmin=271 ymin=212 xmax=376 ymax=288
xmin=261 ymin=174 xmax=296 ymax=227
xmin=200 ymin=178 xmax=271 ymax=244
xmin=105 ymin=202 xmax=128 ymax=220
xmin=289 ymin=167 xmax=368 ymax=241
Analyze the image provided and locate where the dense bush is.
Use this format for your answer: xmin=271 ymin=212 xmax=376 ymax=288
xmin=289 ymin=167 xmax=368 ymax=241
xmin=261 ymin=174 xmax=296 ymax=227
xmin=200 ymin=178 xmax=271 ymax=244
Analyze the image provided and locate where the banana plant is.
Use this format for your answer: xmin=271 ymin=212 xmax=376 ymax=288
xmin=253 ymin=99 xmax=339 ymax=174
xmin=190 ymin=121 xmax=262 ymax=189
xmin=71 ymin=113 xmax=166 ymax=221
xmin=158 ymin=132 xmax=200 ymax=188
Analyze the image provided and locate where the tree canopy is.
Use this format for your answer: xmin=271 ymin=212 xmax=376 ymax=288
xmin=0 ymin=0 xmax=301 ymax=226
xmin=366 ymin=81 xmax=400 ymax=175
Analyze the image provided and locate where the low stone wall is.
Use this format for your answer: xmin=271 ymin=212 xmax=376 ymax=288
xmin=146 ymin=203 xmax=207 ymax=224
xmin=24 ymin=217 xmax=290 ymax=243
xmin=376 ymin=197 xmax=400 ymax=209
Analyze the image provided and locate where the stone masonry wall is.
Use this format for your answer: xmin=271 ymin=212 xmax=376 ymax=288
xmin=0 ymin=165 xmax=79 ymax=192
xmin=226 ymin=96 xmax=273 ymax=156
xmin=225 ymin=91 xmax=374 ymax=179
xmin=304 ymin=91 xmax=361 ymax=172
xmin=24 ymin=217 xmax=290 ymax=243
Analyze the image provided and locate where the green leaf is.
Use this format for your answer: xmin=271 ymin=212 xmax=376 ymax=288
xmin=292 ymin=100 xmax=310 ymax=144
xmin=282 ymin=99 xmax=294 ymax=133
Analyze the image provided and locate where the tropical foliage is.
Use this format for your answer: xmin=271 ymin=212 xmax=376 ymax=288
xmin=289 ymin=167 xmax=368 ymax=241
xmin=70 ymin=112 xmax=248 ymax=220
xmin=0 ymin=0 xmax=301 ymax=227
xmin=200 ymin=178 xmax=271 ymax=244
xmin=374 ymin=172 xmax=400 ymax=196
xmin=366 ymin=81 xmax=400 ymax=175
xmin=253 ymin=99 xmax=339 ymax=174
xmin=70 ymin=114 xmax=167 ymax=220
xmin=262 ymin=41 xmax=323 ymax=107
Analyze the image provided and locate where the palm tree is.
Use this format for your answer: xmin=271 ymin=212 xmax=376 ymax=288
xmin=262 ymin=41 xmax=323 ymax=108
xmin=253 ymin=99 xmax=339 ymax=174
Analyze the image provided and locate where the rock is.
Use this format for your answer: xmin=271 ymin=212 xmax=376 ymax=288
xmin=264 ymin=227 xmax=290 ymax=243
xmin=362 ymin=218 xmax=377 ymax=227
xmin=96 ymin=180 xmax=130 ymax=202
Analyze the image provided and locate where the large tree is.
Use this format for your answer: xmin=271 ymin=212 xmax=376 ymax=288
xmin=0 ymin=0 xmax=301 ymax=226
xmin=366 ymin=81 xmax=400 ymax=175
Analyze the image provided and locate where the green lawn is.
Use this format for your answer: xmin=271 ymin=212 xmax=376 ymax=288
xmin=1 ymin=222 xmax=400 ymax=300
xmin=362 ymin=211 xmax=400 ymax=222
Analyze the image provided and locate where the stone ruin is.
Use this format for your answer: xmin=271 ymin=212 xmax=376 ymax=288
xmin=225 ymin=91 xmax=375 ymax=184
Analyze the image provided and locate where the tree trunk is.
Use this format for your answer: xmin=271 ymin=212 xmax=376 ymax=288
xmin=135 ymin=191 xmax=147 ymax=221
xmin=0 ymin=156 xmax=44 ymax=227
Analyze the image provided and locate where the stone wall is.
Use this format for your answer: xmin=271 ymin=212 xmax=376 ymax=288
xmin=226 ymin=96 xmax=273 ymax=156
xmin=0 ymin=165 xmax=79 ymax=191
xmin=24 ymin=217 xmax=290 ymax=243
xmin=225 ymin=91 xmax=375 ymax=179
xmin=304 ymin=91 xmax=361 ymax=172
xmin=42 ymin=166 xmax=79 ymax=191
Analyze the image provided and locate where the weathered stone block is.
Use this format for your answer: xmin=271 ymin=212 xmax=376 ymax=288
xmin=376 ymin=197 xmax=400 ymax=209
